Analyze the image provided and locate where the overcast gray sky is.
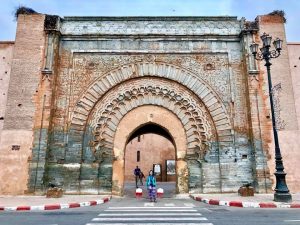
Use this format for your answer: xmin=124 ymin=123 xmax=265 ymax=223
xmin=1 ymin=0 xmax=299 ymax=41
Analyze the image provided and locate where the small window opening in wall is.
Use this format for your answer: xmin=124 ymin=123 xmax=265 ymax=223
xmin=12 ymin=145 xmax=20 ymax=151
xmin=18 ymin=104 xmax=22 ymax=107
xmin=242 ymin=154 xmax=248 ymax=159
xmin=138 ymin=135 xmax=141 ymax=142
xmin=0 ymin=117 xmax=4 ymax=120
xmin=294 ymin=65 xmax=297 ymax=67
xmin=137 ymin=150 xmax=140 ymax=162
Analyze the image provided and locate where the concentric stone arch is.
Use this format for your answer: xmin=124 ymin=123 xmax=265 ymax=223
xmin=73 ymin=77 xmax=225 ymax=194
xmin=84 ymin=77 xmax=217 ymax=161
xmin=71 ymin=62 xmax=232 ymax=139
xmin=67 ymin=63 xmax=233 ymax=194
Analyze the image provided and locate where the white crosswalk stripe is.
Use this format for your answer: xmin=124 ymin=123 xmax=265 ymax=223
xmin=87 ymin=224 xmax=213 ymax=225
xmin=108 ymin=206 xmax=194 ymax=209
xmin=184 ymin=203 xmax=195 ymax=207
xmin=97 ymin=213 xmax=202 ymax=216
xmin=92 ymin=217 xmax=208 ymax=221
xmin=105 ymin=209 xmax=198 ymax=211
xmin=144 ymin=202 xmax=154 ymax=206
xmin=86 ymin=203 xmax=213 ymax=225
xmin=164 ymin=203 xmax=175 ymax=206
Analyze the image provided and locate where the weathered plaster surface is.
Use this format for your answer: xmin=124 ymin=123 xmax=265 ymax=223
xmin=0 ymin=130 xmax=33 ymax=194
xmin=287 ymin=43 xmax=300 ymax=129
xmin=0 ymin=42 xmax=14 ymax=140
xmin=0 ymin=14 xmax=46 ymax=194
xmin=256 ymin=15 xmax=300 ymax=193
xmin=61 ymin=16 xmax=241 ymax=36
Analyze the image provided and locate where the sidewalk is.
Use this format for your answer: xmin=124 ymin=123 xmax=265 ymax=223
xmin=1 ymin=192 xmax=300 ymax=211
xmin=0 ymin=195 xmax=111 ymax=211
xmin=190 ymin=193 xmax=300 ymax=208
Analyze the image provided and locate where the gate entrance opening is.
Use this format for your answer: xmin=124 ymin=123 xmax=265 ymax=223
xmin=111 ymin=105 xmax=189 ymax=196
xmin=124 ymin=123 xmax=176 ymax=197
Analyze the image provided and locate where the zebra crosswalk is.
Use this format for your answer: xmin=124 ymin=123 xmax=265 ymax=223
xmin=85 ymin=203 xmax=213 ymax=225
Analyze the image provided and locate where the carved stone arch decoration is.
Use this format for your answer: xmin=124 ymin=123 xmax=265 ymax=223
xmin=80 ymin=77 xmax=221 ymax=195
xmin=84 ymin=78 xmax=217 ymax=164
xmin=67 ymin=62 xmax=233 ymax=194
xmin=70 ymin=62 xmax=232 ymax=145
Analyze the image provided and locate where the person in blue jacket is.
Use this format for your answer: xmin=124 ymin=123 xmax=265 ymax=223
xmin=146 ymin=170 xmax=157 ymax=202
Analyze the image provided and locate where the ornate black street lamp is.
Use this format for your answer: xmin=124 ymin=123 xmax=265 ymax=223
xmin=250 ymin=33 xmax=292 ymax=202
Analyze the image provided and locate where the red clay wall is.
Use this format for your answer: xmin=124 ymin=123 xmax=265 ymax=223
xmin=0 ymin=14 xmax=46 ymax=194
xmin=257 ymin=14 xmax=300 ymax=193
xmin=0 ymin=42 xmax=14 ymax=139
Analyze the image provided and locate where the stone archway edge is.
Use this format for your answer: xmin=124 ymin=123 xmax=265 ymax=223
xmin=112 ymin=106 xmax=189 ymax=195
xmin=190 ymin=195 xmax=300 ymax=208
xmin=0 ymin=196 xmax=111 ymax=211
xmin=71 ymin=62 xmax=231 ymax=135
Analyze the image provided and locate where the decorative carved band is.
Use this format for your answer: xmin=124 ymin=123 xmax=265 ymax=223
xmin=70 ymin=62 xmax=231 ymax=134
xmin=85 ymin=78 xmax=217 ymax=161
xmin=61 ymin=19 xmax=241 ymax=36
xmin=71 ymin=54 xmax=231 ymax=102
xmin=68 ymin=62 xmax=233 ymax=163
xmin=72 ymin=63 xmax=231 ymax=125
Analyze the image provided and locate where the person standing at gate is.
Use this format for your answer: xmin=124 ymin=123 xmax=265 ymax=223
xmin=146 ymin=170 xmax=157 ymax=202
xmin=134 ymin=166 xmax=141 ymax=188
xmin=139 ymin=171 xmax=145 ymax=185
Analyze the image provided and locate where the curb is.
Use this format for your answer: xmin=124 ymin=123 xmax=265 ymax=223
xmin=0 ymin=196 xmax=111 ymax=211
xmin=190 ymin=195 xmax=300 ymax=208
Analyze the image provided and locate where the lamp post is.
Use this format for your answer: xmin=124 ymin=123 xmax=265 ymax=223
xmin=250 ymin=33 xmax=292 ymax=202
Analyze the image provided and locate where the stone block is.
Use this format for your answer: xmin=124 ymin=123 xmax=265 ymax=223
xmin=238 ymin=185 xmax=254 ymax=197
xmin=46 ymin=187 xmax=63 ymax=198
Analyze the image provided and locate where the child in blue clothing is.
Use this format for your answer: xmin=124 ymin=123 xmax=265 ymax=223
xmin=146 ymin=170 xmax=157 ymax=202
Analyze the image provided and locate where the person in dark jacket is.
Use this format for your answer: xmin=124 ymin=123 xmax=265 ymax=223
xmin=134 ymin=166 xmax=141 ymax=188
xmin=146 ymin=170 xmax=157 ymax=202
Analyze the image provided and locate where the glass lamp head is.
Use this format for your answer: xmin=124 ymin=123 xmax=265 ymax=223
xmin=261 ymin=33 xmax=272 ymax=47
xmin=250 ymin=42 xmax=259 ymax=55
xmin=273 ymin=38 xmax=283 ymax=51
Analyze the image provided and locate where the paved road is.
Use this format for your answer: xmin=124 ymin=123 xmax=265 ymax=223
xmin=1 ymin=197 xmax=300 ymax=225
xmin=85 ymin=198 xmax=210 ymax=225
xmin=124 ymin=181 xmax=176 ymax=198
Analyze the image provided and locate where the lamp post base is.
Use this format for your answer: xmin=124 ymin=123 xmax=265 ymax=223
xmin=273 ymin=171 xmax=292 ymax=202
xmin=274 ymin=192 xmax=292 ymax=202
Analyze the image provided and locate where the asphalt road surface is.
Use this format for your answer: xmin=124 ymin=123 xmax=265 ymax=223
xmin=1 ymin=197 xmax=300 ymax=225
